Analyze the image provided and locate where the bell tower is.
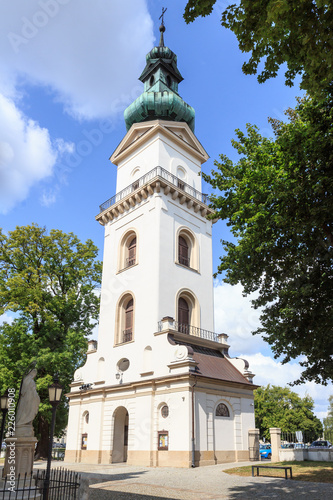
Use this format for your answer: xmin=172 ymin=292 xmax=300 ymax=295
xmin=65 ymin=19 xmax=256 ymax=468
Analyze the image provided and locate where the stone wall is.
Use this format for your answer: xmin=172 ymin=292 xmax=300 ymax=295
xmin=279 ymin=448 xmax=333 ymax=462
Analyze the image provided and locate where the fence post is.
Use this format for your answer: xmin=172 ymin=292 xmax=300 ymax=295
xmin=270 ymin=427 xmax=281 ymax=462
xmin=248 ymin=429 xmax=260 ymax=461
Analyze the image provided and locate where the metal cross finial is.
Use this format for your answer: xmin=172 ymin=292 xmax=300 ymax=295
xmin=159 ymin=7 xmax=167 ymax=26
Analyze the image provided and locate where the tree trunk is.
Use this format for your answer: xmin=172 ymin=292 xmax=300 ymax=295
xmin=35 ymin=415 xmax=50 ymax=459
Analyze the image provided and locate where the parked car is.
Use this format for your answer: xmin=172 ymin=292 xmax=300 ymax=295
xmin=282 ymin=443 xmax=294 ymax=449
xmin=309 ymin=440 xmax=332 ymax=448
xmin=259 ymin=444 xmax=272 ymax=459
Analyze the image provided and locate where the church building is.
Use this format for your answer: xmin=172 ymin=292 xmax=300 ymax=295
xmin=65 ymin=21 xmax=257 ymax=468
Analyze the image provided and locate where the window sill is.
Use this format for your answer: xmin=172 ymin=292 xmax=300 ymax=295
xmin=114 ymin=339 xmax=135 ymax=347
xmin=117 ymin=263 xmax=139 ymax=274
xmin=140 ymin=371 xmax=154 ymax=377
xmin=175 ymin=262 xmax=200 ymax=274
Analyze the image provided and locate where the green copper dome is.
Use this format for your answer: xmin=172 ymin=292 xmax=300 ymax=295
xmin=124 ymin=24 xmax=195 ymax=132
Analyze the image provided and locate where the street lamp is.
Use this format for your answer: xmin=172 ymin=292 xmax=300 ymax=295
xmin=43 ymin=375 xmax=63 ymax=500
xmin=0 ymin=390 xmax=9 ymax=453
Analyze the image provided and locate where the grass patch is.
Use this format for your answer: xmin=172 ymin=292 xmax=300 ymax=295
xmin=224 ymin=461 xmax=333 ymax=483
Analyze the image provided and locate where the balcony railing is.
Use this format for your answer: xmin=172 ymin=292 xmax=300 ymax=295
xmin=158 ymin=319 xmax=223 ymax=344
xmin=125 ymin=257 xmax=136 ymax=268
xmin=99 ymin=166 xmax=209 ymax=213
xmin=122 ymin=329 xmax=132 ymax=343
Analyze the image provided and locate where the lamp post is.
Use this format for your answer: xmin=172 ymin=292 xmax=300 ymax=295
xmin=43 ymin=375 xmax=63 ymax=500
xmin=0 ymin=390 xmax=9 ymax=454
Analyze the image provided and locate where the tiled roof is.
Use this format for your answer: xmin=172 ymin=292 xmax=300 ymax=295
xmin=192 ymin=351 xmax=253 ymax=385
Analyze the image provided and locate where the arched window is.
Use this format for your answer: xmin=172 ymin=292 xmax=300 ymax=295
xmin=177 ymin=165 xmax=186 ymax=191
xmin=127 ymin=237 xmax=136 ymax=268
xmin=177 ymin=228 xmax=198 ymax=270
xmin=215 ymin=403 xmax=230 ymax=417
xmin=176 ymin=289 xmax=199 ymax=333
xmin=178 ymin=297 xmax=190 ymax=334
xmin=178 ymin=236 xmax=189 ymax=267
xmin=119 ymin=230 xmax=138 ymax=271
xmin=124 ymin=299 xmax=133 ymax=342
xmin=115 ymin=293 xmax=135 ymax=345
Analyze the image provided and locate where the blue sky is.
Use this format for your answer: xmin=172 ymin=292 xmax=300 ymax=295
xmin=0 ymin=0 xmax=331 ymax=422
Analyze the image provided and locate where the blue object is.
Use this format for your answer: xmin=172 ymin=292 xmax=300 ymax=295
xmin=259 ymin=443 xmax=272 ymax=459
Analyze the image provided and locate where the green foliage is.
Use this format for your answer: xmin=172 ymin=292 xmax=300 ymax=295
xmin=254 ymin=385 xmax=323 ymax=441
xmin=0 ymin=224 xmax=102 ymax=449
xmin=184 ymin=0 xmax=216 ymax=22
xmin=323 ymin=395 xmax=333 ymax=441
xmin=203 ymin=94 xmax=333 ymax=384
xmin=184 ymin=1 xmax=333 ymax=96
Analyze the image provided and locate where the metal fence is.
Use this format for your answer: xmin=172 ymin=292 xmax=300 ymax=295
xmin=281 ymin=431 xmax=332 ymax=448
xmin=0 ymin=468 xmax=80 ymax=500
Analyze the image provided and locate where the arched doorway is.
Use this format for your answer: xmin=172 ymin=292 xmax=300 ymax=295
xmin=112 ymin=406 xmax=129 ymax=463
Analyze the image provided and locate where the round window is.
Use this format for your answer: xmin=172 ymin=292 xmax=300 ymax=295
xmin=161 ymin=405 xmax=169 ymax=418
xmin=117 ymin=358 xmax=130 ymax=372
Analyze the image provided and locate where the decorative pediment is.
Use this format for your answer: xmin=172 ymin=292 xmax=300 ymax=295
xmin=110 ymin=120 xmax=209 ymax=165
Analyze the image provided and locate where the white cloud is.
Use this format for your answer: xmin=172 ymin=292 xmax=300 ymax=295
xmin=243 ymin=353 xmax=332 ymax=420
xmin=0 ymin=313 xmax=15 ymax=326
xmin=0 ymin=93 xmax=72 ymax=213
xmin=214 ymin=280 xmax=266 ymax=355
xmin=214 ymin=281 xmax=333 ymax=420
xmin=40 ymin=187 xmax=58 ymax=207
xmin=0 ymin=1 xmax=153 ymax=212
xmin=0 ymin=0 xmax=154 ymax=120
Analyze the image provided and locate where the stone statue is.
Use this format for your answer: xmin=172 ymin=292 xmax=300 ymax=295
xmin=3 ymin=369 xmax=40 ymax=477
xmin=15 ymin=368 xmax=40 ymax=437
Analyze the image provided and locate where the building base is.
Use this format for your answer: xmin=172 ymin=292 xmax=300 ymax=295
xmin=64 ymin=448 xmax=250 ymax=468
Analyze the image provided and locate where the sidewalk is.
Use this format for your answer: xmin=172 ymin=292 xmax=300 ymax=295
xmin=35 ymin=460 xmax=333 ymax=499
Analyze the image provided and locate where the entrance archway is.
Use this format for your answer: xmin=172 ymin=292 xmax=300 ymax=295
xmin=112 ymin=406 xmax=129 ymax=463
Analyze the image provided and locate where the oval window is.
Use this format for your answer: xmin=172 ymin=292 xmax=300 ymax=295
xmin=161 ymin=405 xmax=169 ymax=418
xmin=117 ymin=358 xmax=130 ymax=372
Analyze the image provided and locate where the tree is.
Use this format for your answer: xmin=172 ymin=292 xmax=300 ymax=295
xmin=0 ymin=224 xmax=102 ymax=457
xmin=184 ymin=1 xmax=333 ymax=96
xmin=254 ymin=385 xmax=323 ymax=441
xmin=203 ymin=94 xmax=333 ymax=384
xmin=323 ymin=395 xmax=333 ymax=441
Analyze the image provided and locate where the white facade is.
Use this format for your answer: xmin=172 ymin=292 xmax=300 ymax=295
xmin=65 ymin=119 xmax=257 ymax=467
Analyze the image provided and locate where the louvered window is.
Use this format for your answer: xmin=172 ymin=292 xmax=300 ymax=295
xmin=123 ymin=299 xmax=133 ymax=342
xmin=179 ymin=236 xmax=189 ymax=267
xmin=178 ymin=297 xmax=190 ymax=334
xmin=126 ymin=237 xmax=136 ymax=267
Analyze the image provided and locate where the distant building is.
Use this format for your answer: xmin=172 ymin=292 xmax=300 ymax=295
xmin=65 ymin=22 xmax=256 ymax=468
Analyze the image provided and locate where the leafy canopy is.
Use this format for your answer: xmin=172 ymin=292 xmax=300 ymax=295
xmin=254 ymin=385 xmax=323 ymax=441
xmin=203 ymin=94 xmax=333 ymax=384
xmin=184 ymin=1 xmax=333 ymax=96
xmin=0 ymin=224 xmax=102 ymax=454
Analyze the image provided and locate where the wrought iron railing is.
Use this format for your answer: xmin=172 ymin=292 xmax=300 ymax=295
xmin=99 ymin=166 xmax=209 ymax=213
xmin=0 ymin=468 xmax=80 ymax=500
xmin=125 ymin=257 xmax=136 ymax=268
xmin=122 ymin=329 xmax=133 ymax=343
xmin=158 ymin=320 xmax=219 ymax=343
